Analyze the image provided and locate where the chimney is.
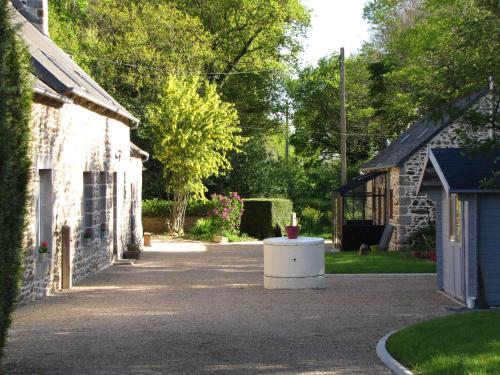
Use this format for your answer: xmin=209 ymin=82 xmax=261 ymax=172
xmin=14 ymin=0 xmax=49 ymax=36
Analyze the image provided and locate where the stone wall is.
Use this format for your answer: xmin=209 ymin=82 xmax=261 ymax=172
xmin=388 ymin=121 xmax=491 ymax=250
xmin=19 ymin=99 xmax=143 ymax=304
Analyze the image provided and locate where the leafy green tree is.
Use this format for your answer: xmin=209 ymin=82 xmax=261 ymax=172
xmin=0 ymin=0 xmax=32 ymax=357
xmin=146 ymin=76 xmax=243 ymax=233
xmin=49 ymin=0 xmax=215 ymax=199
xmin=48 ymin=0 xmax=311 ymax=199
xmin=363 ymin=0 xmax=500 ymax=139
xmin=174 ymin=0 xmax=310 ymax=85
xmin=288 ymin=54 xmax=376 ymax=163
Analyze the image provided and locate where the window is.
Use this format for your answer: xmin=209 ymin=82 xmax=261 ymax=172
xmin=389 ymin=189 xmax=394 ymax=219
xmin=449 ymin=194 xmax=461 ymax=242
xmin=455 ymin=195 xmax=461 ymax=241
xmin=82 ymin=172 xmax=110 ymax=245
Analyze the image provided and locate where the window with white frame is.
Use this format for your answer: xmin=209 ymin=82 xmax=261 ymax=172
xmin=449 ymin=193 xmax=461 ymax=242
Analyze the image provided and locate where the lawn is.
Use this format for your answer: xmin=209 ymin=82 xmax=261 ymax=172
xmin=325 ymin=251 xmax=436 ymax=274
xmin=386 ymin=311 xmax=500 ymax=375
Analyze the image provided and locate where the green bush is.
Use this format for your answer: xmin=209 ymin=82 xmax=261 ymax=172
xmin=189 ymin=218 xmax=216 ymax=240
xmin=240 ymin=198 xmax=293 ymax=239
xmin=142 ymin=199 xmax=215 ymax=217
xmin=186 ymin=199 xmax=216 ymax=217
xmin=142 ymin=198 xmax=173 ymax=217
xmin=0 ymin=1 xmax=32 ymax=358
xmin=406 ymin=224 xmax=436 ymax=251
xmin=301 ymin=206 xmax=322 ymax=230
xmin=188 ymin=217 xmax=256 ymax=242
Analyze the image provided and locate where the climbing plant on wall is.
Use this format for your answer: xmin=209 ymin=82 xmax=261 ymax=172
xmin=0 ymin=0 xmax=32 ymax=358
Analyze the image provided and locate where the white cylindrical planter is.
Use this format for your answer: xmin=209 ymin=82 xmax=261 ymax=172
xmin=263 ymin=237 xmax=325 ymax=289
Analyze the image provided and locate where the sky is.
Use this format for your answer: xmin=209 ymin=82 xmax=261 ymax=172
xmin=299 ymin=0 xmax=371 ymax=66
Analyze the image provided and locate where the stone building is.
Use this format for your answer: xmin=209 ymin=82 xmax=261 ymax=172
xmin=334 ymin=88 xmax=495 ymax=251
xmin=9 ymin=1 xmax=148 ymax=303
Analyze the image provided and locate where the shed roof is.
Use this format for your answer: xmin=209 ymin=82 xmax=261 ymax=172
xmin=361 ymin=89 xmax=489 ymax=171
xmin=335 ymin=170 xmax=385 ymax=194
xmin=10 ymin=2 xmax=139 ymax=125
xmin=422 ymin=148 xmax=500 ymax=194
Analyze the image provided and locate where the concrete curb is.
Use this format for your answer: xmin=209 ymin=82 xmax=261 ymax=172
xmin=376 ymin=330 xmax=415 ymax=375
xmin=327 ymin=273 xmax=436 ymax=277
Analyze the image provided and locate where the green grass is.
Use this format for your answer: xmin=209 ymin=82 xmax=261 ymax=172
xmin=325 ymin=251 xmax=436 ymax=274
xmin=386 ymin=311 xmax=500 ymax=375
xmin=301 ymin=232 xmax=332 ymax=240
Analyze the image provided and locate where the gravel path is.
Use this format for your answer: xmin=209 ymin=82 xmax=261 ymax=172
xmin=3 ymin=242 xmax=455 ymax=375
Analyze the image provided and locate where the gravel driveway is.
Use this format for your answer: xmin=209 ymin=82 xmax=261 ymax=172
xmin=3 ymin=242 xmax=455 ymax=375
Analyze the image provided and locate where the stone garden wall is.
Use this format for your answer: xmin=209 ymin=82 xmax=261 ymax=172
xmin=19 ymin=99 xmax=142 ymax=304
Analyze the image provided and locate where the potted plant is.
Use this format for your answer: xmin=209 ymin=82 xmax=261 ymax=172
xmin=37 ymin=241 xmax=50 ymax=262
xmin=213 ymin=235 xmax=228 ymax=243
xmin=123 ymin=243 xmax=141 ymax=259
xmin=208 ymin=192 xmax=244 ymax=243
xmin=285 ymin=212 xmax=300 ymax=239
xmin=83 ymin=228 xmax=92 ymax=245
xmin=100 ymin=223 xmax=107 ymax=239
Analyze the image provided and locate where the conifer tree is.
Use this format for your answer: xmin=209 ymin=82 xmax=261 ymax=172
xmin=0 ymin=0 xmax=32 ymax=358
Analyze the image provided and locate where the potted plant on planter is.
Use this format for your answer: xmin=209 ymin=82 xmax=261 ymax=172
xmin=208 ymin=192 xmax=244 ymax=243
xmin=83 ymin=228 xmax=92 ymax=246
xmin=285 ymin=212 xmax=300 ymax=239
xmin=123 ymin=243 xmax=141 ymax=259
xmin=100 ymin=223 xmax=107 ymax=239
xmin=37 ymin=241 xmax=50 ymax=262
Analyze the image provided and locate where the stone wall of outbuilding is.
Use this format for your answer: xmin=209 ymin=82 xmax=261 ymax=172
xmin=19 ymin=99 xmax=142 ymax=304
xmin=388 ymin=121 xmax=491 ymax=250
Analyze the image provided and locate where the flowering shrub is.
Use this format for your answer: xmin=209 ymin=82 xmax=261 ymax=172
xmin=411 ymin=249 xmax=437 ymax=263
xmin=83 ymin=228 xmax=92 ymax=239
xmin=38 ymin=241 xmax=49 ymax=254
xmin=208 ymin=192 xmax=244 ymax=236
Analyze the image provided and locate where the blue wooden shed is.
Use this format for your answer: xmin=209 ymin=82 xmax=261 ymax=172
xmin=419 ymin=148 xmax=500 ymax=307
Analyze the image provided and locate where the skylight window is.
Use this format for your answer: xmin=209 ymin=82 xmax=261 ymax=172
xmin=417 ymin=128 xmax=429 ymax=139
xmin=41 ymin=50 xmax=87 ymax=91
xmin=400 ymin=134 xmax=411 ymax=143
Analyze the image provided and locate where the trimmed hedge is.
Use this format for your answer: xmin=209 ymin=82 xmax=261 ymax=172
xmin=142 ymin=199 xmax=173 ymax=217
xmin=0 ymin=1 xmax=32 ymax=359
xmin=240 ymin=198 xmax=293 ymax=239
xmin=142 ymin=199 xmax=215 ymax=217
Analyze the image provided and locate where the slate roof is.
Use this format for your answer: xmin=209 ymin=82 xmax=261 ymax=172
xmin=10 ymin=3 xmax=139 ymax=125
xmin=361 ymin=88 xmax=489 ymax=171
xmin=335 ymin=170 xmax=385 ymax=194
xmin=428 ymin=148 xmax=500 ymax=193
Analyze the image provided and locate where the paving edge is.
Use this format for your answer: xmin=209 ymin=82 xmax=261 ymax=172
xmin=376 ymin=330 xmax=415 ymax=375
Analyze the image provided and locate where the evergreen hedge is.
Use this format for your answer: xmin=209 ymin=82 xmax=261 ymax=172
xmin=142 ymin=199 xmax=215 ymax=217
xmin=240 ymin=198 xmax=293 ymax=239
xmin=0 ymin=0 xmax=32 ymax=359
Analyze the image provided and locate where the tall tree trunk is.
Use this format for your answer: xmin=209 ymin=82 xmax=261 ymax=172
xmin=169 ymin=192 xmax=188 ymax=235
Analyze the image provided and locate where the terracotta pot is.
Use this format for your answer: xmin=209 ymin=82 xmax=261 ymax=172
xmin=213 ymin=235 xmax=228 ymax=243
xmin=285 ymin=226 xmax=300 ymax=239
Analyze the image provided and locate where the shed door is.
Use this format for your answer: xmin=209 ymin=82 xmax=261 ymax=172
xmin=443 ymin=194 xmax=465 ymax=301
xmin=478 ymin=195 xmax=500 ymax=306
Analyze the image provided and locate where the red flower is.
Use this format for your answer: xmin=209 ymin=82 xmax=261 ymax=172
xmin=41 ymin=241 xmax=48 ymax=247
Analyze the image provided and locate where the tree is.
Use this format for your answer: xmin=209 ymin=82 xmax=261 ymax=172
xmin=288 ymin=54 xmax=376 ymax=163
xmin=174 ymin=0 xmax=310 ymax=85
xmin=363 ymin=0 xmax=500 ymax=140
xmin=0 ymin=0 xmax=32 ymax=357
xmin=146 ymin=76 xmax=243 ymax=233
xmin=48 ymin=0 xmax=311 ymax=199
xmin=49 ymin=0 xmax=215 ymax=199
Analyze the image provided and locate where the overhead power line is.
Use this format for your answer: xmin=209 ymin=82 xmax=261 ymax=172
xmin=93 ymin=57 xmax=286 ymax=76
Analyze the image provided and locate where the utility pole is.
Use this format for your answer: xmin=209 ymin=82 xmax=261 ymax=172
xmin=285 ymin=101 xmax=289 ymax=162
xmin=339 ymin=47 xmax=347 ymax=185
